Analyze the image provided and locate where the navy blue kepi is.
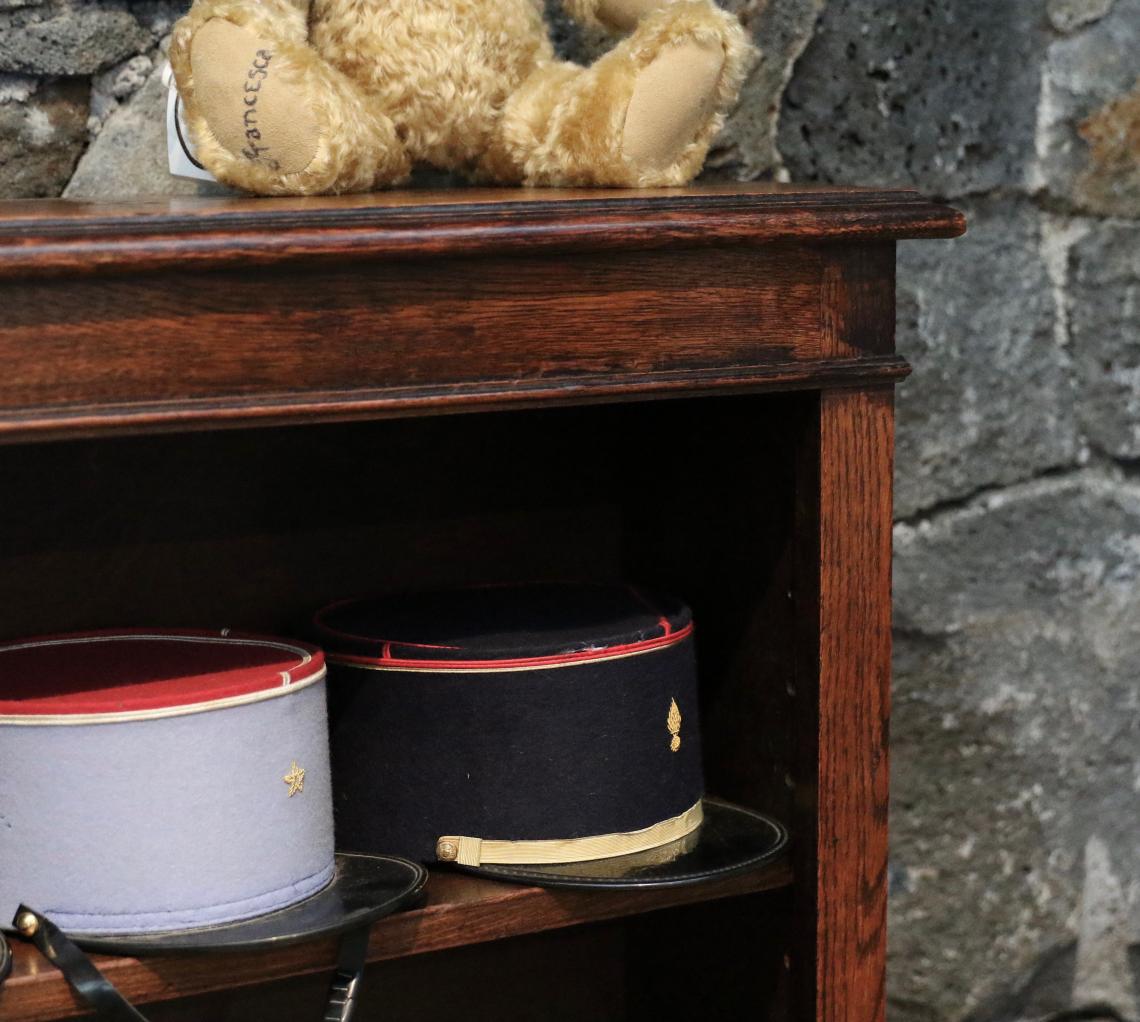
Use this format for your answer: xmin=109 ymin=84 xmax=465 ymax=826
xmin=315 ymin=583 xmax=787 ymax=889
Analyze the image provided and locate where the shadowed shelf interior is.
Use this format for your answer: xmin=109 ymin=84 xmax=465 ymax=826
xmin=0 ymin=184 xmax=963 ymax=1022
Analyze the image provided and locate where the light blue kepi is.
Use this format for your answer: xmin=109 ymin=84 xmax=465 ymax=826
xmin=0 ymin=629 xmax=426 ymax=1021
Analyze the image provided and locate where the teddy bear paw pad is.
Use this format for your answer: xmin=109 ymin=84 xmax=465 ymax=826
xmin=621 ymin=38 xmax=725 ymax=177
xmin=189 ymin=19 xmax=320 ymax=175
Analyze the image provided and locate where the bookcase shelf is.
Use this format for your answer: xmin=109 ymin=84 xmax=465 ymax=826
xmin=0 ymin=183 xmax=962 ymax=1022
xmin=1 ymin=862 xmax=793 ymax=1021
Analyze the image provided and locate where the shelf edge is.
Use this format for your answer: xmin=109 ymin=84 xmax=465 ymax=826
xmin=0 ymin=357 xmax=911 ymax=446
xmin=0 ymin=859 xmax=792 ymax=1021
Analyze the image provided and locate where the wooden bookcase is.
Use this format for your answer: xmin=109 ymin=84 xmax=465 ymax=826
xmin=0 ymin=184 xmax=963 ymax=1022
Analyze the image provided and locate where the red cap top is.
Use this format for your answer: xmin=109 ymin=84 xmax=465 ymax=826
xmin=0 ymin=630 xmax=325 ymax=720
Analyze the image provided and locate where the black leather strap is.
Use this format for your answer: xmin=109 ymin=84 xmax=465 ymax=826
xmin=323 ymin=925 xmax=371 ymax=1022
xmin=0 ymin=931 xmax=12 ymax=985
xmin=13 ymin=906 xmax=149 ymax=1022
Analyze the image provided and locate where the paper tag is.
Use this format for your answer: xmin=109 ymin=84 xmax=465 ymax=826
xmin=163 ymin=63 xmax=218 ymax=183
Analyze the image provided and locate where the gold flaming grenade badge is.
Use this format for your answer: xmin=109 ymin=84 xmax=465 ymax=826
xmin=667 ymin=698 xmax=682 ymax=752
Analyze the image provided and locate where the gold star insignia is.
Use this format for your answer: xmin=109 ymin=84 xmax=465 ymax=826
xmin=283 ymin=760 xmax=305 ymax=797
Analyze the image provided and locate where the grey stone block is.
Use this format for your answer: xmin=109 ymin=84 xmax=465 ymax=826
xmin=88 ymin=54 xmax=152 ymax=134
xmin=1047 ymin=0 xmax=1116 ymax=35
xmin=127 ymin=1 xmax=189 ymax=40
xmin=776 ymin=0 xmax=1047 ymax=194
xmin=0 ymin=74 xmax=88 ymax=198
xmin=1034 ymin=0 xmax=1140 ymax=216
xmin=1070 ymin=220 xmax=1140 ymax=459
xmin=891 ymin=470 xmax=1140 ymax=1020
xmin=64 ymin=56 xmax=230 ymax=199
xmin=0 ymin=1 xmax=151 ymax=76
xmin=705 ymin=0 xmax=824 ymax=180
xmin=894 ymin=200 xmax=1079 ymax=518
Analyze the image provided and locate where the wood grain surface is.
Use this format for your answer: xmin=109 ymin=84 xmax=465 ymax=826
xmin=794 ymin=387 xmax=895 ymax=1022
xmin=0 ymin=184 xmax=964 ymax=279
xmin=0 ymin=241 xmax=906 ymax=444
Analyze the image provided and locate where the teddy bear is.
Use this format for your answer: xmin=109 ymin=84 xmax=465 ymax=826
xmin=168 ymin=0 xmax=753 ymax=196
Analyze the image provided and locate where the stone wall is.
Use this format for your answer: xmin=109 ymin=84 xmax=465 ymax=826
xmin=1 ymin=2 xmax=1137 ymax=1020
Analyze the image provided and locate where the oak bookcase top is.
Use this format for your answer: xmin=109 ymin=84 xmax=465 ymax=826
xmin=0 ymin=183 xmax=964 ymax=279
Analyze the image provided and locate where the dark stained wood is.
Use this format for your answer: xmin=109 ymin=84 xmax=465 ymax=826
xmin=0 ymin=240 xmax=908 ymax=444
xmin=0 ymin=188 xmax=933 ymax=445
xmin=0 ymin=862 xmax=793 ymax=1022
xmin=0 ymin=184 xmax=964 ymax=280
xmin=820 ymin=244 xmax=898 ymax=358
xmin=0 ymin=356 xmax=907 ymax=445
xmin=793 ymin=387 xmax=895 ymax=1022
xmin=0 ymin=246 xmax=817 ymax=439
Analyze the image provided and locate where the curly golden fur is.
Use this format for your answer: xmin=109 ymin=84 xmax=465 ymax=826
xmin=170 ymin=0 xmax=754 ymax=195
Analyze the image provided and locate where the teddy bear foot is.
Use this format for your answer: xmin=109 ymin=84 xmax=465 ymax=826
xmin=621 ymin=39 xmax=725 ymax=178
xmin=188 ymin=20 xmax=321 ymax=178
xmin=486 ymin=0 xmax=752 ymax=188
xmin=170 ymin=3 xmax=411 ymax=195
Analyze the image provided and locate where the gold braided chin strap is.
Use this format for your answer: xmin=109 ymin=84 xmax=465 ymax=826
xmin=435 ymin=801 xmax=703 ymax=867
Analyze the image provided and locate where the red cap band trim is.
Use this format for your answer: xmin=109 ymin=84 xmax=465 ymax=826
xmin=327 ymin=622 xmax=694 ymax=673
